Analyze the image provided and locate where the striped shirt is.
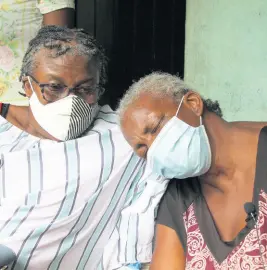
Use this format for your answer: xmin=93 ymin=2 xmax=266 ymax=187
xmin=0 ymin=105 xmax=168 ymax=269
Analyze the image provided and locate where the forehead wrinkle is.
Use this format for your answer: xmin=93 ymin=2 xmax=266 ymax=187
xmin=131 ymin=107 xmax=151 ymax=127
xmin=147 ymin=110 xmax=159 ymax=122
xmin=35 ymin=49 xmax=89 ymax=68
xmin=33 ymin=52 xmax=96 ymax=85
xmin=121 ymin=107 xmax=143 ymax=142
xmin=48 ymin=55 xmax=86 ymax=69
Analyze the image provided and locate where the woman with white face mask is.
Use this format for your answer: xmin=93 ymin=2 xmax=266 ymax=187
xmin=0 ymin=26 xmax=163 ymax=270
xmin=118 ymin=72 xmax=267 ymax=270
xmin=1 ymin=25 xmax=106 ymax=141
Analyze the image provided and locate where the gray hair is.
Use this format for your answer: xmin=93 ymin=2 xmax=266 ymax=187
xmin=117 ymin=72 xmax=223 ymax=119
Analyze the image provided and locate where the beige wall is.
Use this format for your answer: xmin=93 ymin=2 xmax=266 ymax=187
xmin=185 ymin=0 xmax=267 ymax=121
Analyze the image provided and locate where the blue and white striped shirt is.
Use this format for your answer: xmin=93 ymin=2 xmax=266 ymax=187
xmin=0 ymin=105 xmax=168 ymax=269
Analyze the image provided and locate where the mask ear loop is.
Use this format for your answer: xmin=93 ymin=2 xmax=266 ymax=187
xmin=176 ymin=95 xmax=203 ymax=126
xmin=175 ymin=95 xmax=185 ymax=116
xmin=18 ymin=75 xmax=30 ymax=97
xmin=27 ymin=76 xmax=34 ymax=92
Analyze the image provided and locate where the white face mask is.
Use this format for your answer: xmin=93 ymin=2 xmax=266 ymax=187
xmin=28 ymin=78 xmax=99 ymax=141
xmin=147 ymin=96 xmax=212 ymax=179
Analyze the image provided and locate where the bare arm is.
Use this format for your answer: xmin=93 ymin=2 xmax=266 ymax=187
xmin=43 ymin=8 xmax=74 ymax=28
xmin=150 ymin=224 xmax=186 ymax=270
xmin=5 ymin=105 xmax=29 ymax=130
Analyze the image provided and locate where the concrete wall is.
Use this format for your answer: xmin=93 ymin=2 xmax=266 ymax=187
xmin=184 ymin=0 xmax=267 ymax=121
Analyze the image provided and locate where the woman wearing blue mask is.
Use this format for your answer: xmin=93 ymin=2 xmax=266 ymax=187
xmin=118 ymin=72 xmax=267 ymax=270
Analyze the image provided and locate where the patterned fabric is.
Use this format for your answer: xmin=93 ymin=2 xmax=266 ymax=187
xmin=66 ymin=97 xmax=99 ymax=141
xmin=0 ymin=105 xmax=166 ymax=269
xmin=184 ymin=191 xmax=267 ymax=269
xmin=0 ymin=0 xmax=75 ymax=105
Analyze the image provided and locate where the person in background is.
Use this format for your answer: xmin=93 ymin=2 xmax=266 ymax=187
xmin=0 ymin=26 xmax=166 ymax=269
xmin=0 ymin=0 xmax=74 ymax=105
xmin=117 ymin=72 xmax=267 ymax=270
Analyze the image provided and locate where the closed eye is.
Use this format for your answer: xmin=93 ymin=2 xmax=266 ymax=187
xmin=46 ymin=84 xmax=66 ymax=92
xmin=151 ymin=124 xmax=159 ymax=134
xmin=75 ymin=85 xmax=98 ymax=94
xmin=151 ymin=115 xmax=165 ymax=134
xmin=76 ymin=86 xmax=94 ymax=92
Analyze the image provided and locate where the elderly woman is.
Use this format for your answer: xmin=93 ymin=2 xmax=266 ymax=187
xmin=3 ymin=25 xmax=105 ymax=141
xmin=0 ymin=26 xmax=164 ymax=269
xmin=118 ymin=72 xmax=267 ymax=269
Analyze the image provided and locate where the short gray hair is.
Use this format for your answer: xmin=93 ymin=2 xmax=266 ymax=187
xmin=117 ymin=72 xmax=223 ymax=119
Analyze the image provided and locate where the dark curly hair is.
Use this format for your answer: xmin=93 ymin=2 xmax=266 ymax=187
xmin=19 ymin=25 xmax=107 ymax=87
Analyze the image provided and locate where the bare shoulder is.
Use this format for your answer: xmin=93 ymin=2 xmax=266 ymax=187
xmin=232 ymin=121 xmax=267 ymax=130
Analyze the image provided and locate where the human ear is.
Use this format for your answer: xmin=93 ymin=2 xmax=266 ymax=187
xmin=183 ymin=91 xmax=204 ymax=117
xmin=21 ymin=76 xmax=33 ymax=98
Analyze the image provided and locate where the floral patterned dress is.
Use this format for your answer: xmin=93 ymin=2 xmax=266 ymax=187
xmin=0 ymin=0 xmax=74 ymax=105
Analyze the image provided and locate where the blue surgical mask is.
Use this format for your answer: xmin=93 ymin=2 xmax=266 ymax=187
xmin=147 ymin=96 xmax=212 ymax=179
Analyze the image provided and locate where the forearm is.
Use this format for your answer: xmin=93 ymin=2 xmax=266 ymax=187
xmin=43 ymin=8 xmax=75 ymax=28
xmin=151 ymin=225 xmax=186 ymax=270
xmin=4 ymin=104 xmax=29 ymax=130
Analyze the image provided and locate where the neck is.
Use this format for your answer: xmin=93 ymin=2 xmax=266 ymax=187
xmin=200 ymin=113 xmax=262 ymax=193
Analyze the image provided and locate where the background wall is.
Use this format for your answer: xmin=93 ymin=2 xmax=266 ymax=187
xmin=184 ymin=0 xmax=267 ymax=121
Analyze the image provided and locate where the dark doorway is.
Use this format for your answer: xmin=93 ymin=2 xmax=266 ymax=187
xmin=76 ymin=0 xmax=186 ymax=109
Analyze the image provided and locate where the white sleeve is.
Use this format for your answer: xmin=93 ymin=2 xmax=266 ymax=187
xmin=36 ymin=0 xmax=75 ymax=15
